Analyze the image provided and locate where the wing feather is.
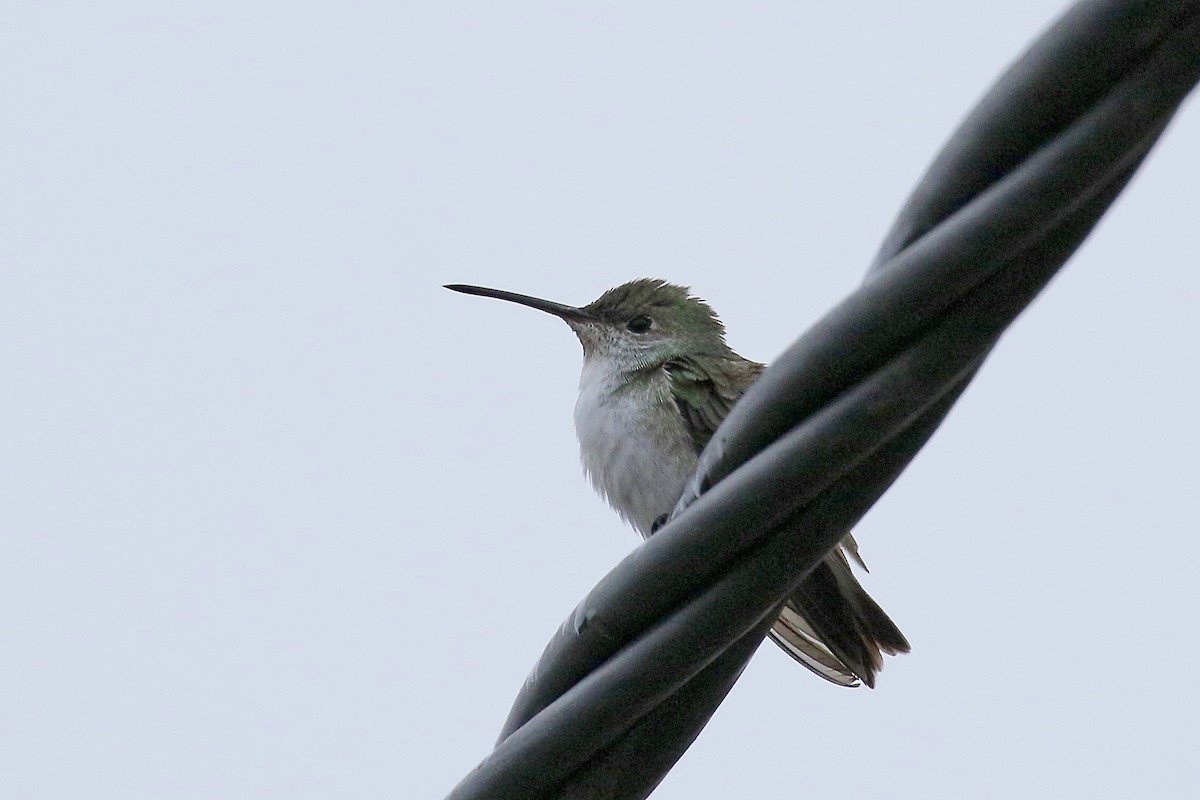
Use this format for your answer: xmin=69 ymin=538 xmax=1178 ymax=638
xmin=662 ymin=354 xmax=908 ymax=688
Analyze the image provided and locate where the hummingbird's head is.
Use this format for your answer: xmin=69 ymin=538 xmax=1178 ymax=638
xmin=572 ymin=279 xmax=730 ymax=370
xmin=444 ymin=278 xmax=732 ymax=371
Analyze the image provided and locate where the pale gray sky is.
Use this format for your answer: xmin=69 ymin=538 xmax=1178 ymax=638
xmin=2 ymin=2 xmax=1198 ymax=798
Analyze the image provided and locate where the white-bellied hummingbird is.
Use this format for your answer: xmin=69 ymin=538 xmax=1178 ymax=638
xmin=446 ymin=278 xmax=909 ymax=686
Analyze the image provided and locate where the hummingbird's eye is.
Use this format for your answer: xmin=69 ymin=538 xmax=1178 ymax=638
xmin=626 ymin=315 xmax=653 ymax=333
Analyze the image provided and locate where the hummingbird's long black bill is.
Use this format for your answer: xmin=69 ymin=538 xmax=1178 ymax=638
xmin=444 ymin=284 xmax=598 ymax=323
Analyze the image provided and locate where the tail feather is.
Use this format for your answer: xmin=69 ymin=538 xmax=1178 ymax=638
xmin=769 ymin=605 xmax=861 ymax=687
xmin=768 ymin=540 xmax=909 ymax=688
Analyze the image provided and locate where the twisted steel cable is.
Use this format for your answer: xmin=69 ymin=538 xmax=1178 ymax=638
xmin=447 ymin=2 xmax=1200 ymax=797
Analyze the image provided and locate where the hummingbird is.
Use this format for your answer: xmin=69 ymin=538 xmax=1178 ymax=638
xmin=445 ymin=278 xmax=909 ymax=687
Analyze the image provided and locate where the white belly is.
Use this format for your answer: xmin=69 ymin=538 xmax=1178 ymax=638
xmin=573 ymin=360 xmax=697 ymax=537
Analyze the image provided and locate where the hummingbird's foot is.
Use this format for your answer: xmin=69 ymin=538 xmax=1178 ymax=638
xmin=650 ymin=513 xmax=669 ymax=535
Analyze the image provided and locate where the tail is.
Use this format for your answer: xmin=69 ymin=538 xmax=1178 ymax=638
xmin=768 ymin=539 xmax=909 ymax=688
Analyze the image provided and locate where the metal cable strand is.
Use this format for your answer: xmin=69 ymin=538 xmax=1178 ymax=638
xmin=447 ymin=2 xmax=1200 ymax=798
